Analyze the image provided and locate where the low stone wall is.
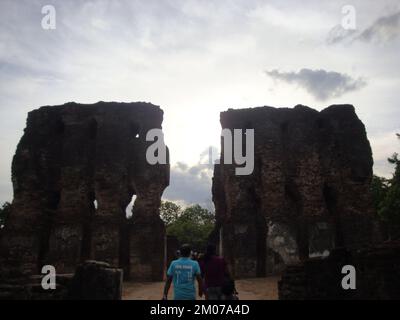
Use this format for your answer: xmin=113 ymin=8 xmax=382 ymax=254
xmin=0 ymin=274 xmax=72 ymax=300
xmin=278 ymin=241 xmax=400 ymax=299
xmin=0 ymin=260 xmax=123 ymax=300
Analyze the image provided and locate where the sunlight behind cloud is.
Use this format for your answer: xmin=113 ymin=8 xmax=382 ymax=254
xmin=0 ymin=0 xmax=399 ymax=204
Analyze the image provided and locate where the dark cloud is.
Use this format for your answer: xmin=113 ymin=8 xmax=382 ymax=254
xmin=327 ymin=11 xmax=400 ymax=45
xmin=265 ymin=68 xmax=366 ymax=101
xmin=162 ymin=146 xmax=218 ymax=208
xmin=326 ymin=24 xmax=357 ymax=45
xmin=162 ymin=162 xmax=213 ymax=208
xmin=358 ymin=11 xmax=400 ymax=43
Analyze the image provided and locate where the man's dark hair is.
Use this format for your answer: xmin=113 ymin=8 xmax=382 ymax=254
xmin=180 ymin=244 xmax=191 ymax=257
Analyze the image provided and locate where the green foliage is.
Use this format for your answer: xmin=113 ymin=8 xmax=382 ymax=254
xmin=160 ymin=201 xmax=215 ymax=251
xmin=374 ymin=133 xmax=400 ymax=236
xmin=160 ymin=201 xmax=181 ymax=227
xmin=370 ymin=175 xmax=389 ymax=212
xmin=388 ymin=152 xmax=399 ymax=165
xmin=0 ymin=202 xmax=11 ymax=228
xmin=378 ymin=183 xmax=400 ymax=225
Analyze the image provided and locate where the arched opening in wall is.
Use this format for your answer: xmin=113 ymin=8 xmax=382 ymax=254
xmin=81 ymin=192 xmax=96 ymax=261
xmin=120 ymin=192 xmax=137 ymax=280
xmin=125 ymin=195 xmax=137 ymax=220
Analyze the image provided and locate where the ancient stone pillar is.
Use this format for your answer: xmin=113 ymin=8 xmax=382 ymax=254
xmin=0 ymin=102 xmax=169 ymax=280
xmin=212 ymin=104 xmax=379 ymax=278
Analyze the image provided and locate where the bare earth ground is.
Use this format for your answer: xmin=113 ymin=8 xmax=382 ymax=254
xmin=123 ymin=276 xmax=280 ymax=300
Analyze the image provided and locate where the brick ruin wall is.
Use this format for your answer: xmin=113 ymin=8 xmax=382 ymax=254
xmin=0 ymin=102 xmax=169 ymax=282
xmin=212 ymin=104 xmax=381 ymax=278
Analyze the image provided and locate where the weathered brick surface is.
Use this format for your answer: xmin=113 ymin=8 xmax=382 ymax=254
xmin=213 ymin=105 xmax=379 ymax=278
xmin=0 ymin=102 xmax=169 ymax=282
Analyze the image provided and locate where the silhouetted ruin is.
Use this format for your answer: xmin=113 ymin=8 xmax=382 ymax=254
xmin=212 ymin=104 xmax=381 ymax=278
xmin=1 ymin=102 xmax=398 ymax=300
xmin=0 ymin=102 xmax=169 ymax=283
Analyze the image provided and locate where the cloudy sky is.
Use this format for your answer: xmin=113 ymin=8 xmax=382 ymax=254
xmin=0 ymin=0 xmax=399 ymax=207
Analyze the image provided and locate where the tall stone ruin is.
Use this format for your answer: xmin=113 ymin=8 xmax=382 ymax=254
xmin=0 ymin=102 xmax=169 ymax=281
xmin=212 ymin=104 xmax=379 ymax=278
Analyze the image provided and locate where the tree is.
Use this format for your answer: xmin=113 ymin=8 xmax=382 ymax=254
xmin=370 ymin=175 xmax=389 ymax=212
xmin=165 ymin=203 xmax=215 ymax=251
xmin=0 ymin=202 xmax=11 ymax=229
xmin=160 ymin=201 xmax=182 ymax=227
xmin=377 ymin=133 xmax=400 ymax=239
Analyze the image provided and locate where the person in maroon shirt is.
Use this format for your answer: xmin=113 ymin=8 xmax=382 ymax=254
xmin=199 ymin=244 xmax=230 ymax=300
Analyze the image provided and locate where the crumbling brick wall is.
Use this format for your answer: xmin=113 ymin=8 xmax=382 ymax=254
xmin=0 ymin=102 xmax=169 ymax=281
xmin=212 ymin=104 xmax=380 ymax=278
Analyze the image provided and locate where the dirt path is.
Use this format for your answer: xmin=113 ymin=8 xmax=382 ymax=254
xmin=123 ymin=276 xmax=280 ymax=300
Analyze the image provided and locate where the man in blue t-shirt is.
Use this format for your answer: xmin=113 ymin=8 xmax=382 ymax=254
xmin=163 ymin=244 xmax=203 ymax=300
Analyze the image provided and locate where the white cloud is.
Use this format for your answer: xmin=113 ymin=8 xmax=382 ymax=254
xmin=370 ymin=131 xmax=400 ymax=177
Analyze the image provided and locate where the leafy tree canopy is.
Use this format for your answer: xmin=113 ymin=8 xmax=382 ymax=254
xmin=373 ymin=133 xmax=400 ymax=238
xmin=160 ymin=201 xmax=181 ymax=227
xmin=160 ymin=201 xmax=215 ymax=251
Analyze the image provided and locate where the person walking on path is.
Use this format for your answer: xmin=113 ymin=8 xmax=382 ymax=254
xmin=199 ymin=243 xmax=231 ymax=300
xmin=163 ymin=244 xmax=203 ymax=300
